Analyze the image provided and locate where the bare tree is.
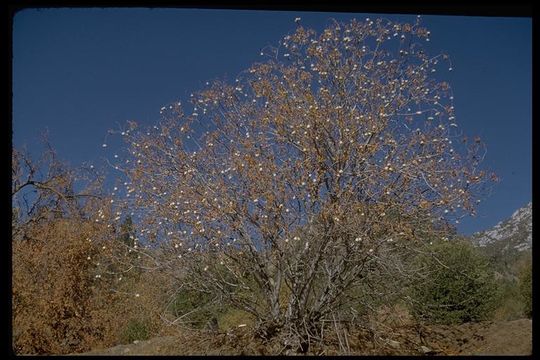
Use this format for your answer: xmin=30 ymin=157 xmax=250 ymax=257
xmin=108 ymin=17 xmax=493 ymax=352
xmin=12 ymin=140 xmax=106 ymax=242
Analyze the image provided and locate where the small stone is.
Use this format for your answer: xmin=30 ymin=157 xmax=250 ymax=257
xmin=388 ymin=339 xmax=400 ymax=348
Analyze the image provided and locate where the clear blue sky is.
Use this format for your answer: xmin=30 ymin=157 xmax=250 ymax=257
xmin=12 ymin=8 xmax=531 ymax=235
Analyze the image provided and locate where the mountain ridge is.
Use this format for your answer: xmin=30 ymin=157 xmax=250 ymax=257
xmin=470 ymin=202 xmax=532 ymax=254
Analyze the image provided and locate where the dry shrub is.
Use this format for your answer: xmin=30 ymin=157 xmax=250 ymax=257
xmin=11 ymin=145 xmax=144 ymax=354
xmin=12 ymin=217 xmax=121 ymax=354
xmin=112 ymin=268 xmax=178 ymax=342
xmin=12 ymin=212 xmax=182 ymax=354
xmin=106 ymin=17 xmax=494 ymax=353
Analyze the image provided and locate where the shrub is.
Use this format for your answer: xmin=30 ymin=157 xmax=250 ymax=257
xmin=108 ymin=17 xmax=494 ymax=352
xmin=167 ymin=289 xmax=221 ymax=329
xmin=519 ymin=260 xmax=532 ymax=318
xmin=409 ymin=239 xmax=499 ymax=324
xmin=12 ymin=217 xmax=121 ymax=354
xmin=120 ymin=319 xmax=151 ymax=344
xmin=492 ymin=278 xmax=525 ymax=321
xmin=11 ymin=145 xmax=137 ymax=354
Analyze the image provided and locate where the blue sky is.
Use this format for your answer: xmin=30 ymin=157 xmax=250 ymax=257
xmin=12 ymin=8 xmax=531 ymax=235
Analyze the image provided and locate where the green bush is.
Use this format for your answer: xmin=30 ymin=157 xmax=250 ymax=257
xmin=120 ymin=319 xmax=151 ymax=344
xmin=409 ymin=239 xmax=499 ymax=324
xmin=492 ymin=278 xmax=524 ymax=321
xmin=519 ymin=260 xmax=532 ymax=318
xmin=168 ymin=289 xmax=221 ymax=329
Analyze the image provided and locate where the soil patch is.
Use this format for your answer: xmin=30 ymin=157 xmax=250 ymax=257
xmin=75 ymin=319 xmax=532 ymax=356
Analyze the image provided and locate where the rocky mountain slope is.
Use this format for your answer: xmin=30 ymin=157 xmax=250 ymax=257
xmin=469 ymin=202 xmax=532 ymax=276
xmin=471 ymin=202 xmax=532 ymax=253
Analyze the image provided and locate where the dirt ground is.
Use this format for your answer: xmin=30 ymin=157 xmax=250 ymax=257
xmin=76 ymin=318 xmax=532 ymax=356
xmin=400 ymin=318 xmax=532 ymax=356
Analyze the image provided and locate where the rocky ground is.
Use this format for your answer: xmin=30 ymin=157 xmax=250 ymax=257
xmin=76 ymin=318 xmax=532 ymax=356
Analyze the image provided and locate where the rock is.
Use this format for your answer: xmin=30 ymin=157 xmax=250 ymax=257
xmin=123 ymin=348 xmax=131 ymax=354
xmin=420 ymin=345 xmax=436 ymax=355
xmin=388 ymin=340 xmax=401 ymax=349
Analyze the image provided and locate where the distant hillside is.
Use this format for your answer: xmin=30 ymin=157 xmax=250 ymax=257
xmin=469 ymin=202 xmax=532 ymax=277
xmin=471 ymin=202 xmax=532 ymax=252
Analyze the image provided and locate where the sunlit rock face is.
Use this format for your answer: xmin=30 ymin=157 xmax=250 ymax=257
xmin=471 ymin=202 xmax=532 ymax=253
